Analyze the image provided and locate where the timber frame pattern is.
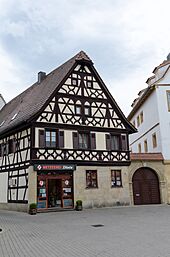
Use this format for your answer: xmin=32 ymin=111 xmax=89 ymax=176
xmin=0 ymin=51 xmax=136 ymax=204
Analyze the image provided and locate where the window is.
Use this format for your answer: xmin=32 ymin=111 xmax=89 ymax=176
xmin=111 ymin=170 xmax=122 ymax=187
xmin=132 ymin=120 xmax=136 ymax=127
xmin=84 ymin=106 xmax=91 ymax=116
xmin=8 ymin=138 xmax=16 ymax=154
xmin=78 ymin=133 xmax=89 ymax=149
xmin=144 ymin=139 xmax=148 ymax=153
xmin=137 ymin=115 xmax=140 ymax=127
xmin=167 ymin=91 xmax=170 ymax=111
xmin=106 ymin=134 xmax=127 ymax=151
xmin=86 ymin=170 xmax=98 ymax=188
xmin=86 ymin=81 xmax=93 ymax=88
xmin=140 ymin=111 xmax=143 ymax=124
xmin=138 ymin=143 xmax=141 ymax=153
xmin=152 ymin=133 xmax=157 ymax=148
xmin=45 ymin=130 xmax=57 ymax=147
xmin=39 ymin=129 xmax=64 ymax=148
xmin=73 ymin=132 xmax=96 ymax=149
xmin=75 ymin=105 xmax=81 ymax=115
xmin=72 ymin=78 xmax=78 ymax=86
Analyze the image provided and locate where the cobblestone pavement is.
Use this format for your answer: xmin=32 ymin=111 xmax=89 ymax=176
xmin=0 ymin=205 xmax=170 ymax=257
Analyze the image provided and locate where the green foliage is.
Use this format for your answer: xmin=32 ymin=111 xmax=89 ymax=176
xmin=76 ymin=200 xmax=82 ymax=206
xmin=29 ymin=203 xmax=37 ymax=209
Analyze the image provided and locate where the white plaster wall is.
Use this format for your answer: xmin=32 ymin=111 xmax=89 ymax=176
xmin=156 ymin=85 xmax=170 ymax=159
xmin=0 ymin=173 xmax=8 ymax=203
xmin=130 ymin=90 xmax=160 ymax=153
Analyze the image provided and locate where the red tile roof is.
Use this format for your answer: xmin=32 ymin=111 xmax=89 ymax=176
xmin=130 ymin=153 xmax=163 ymax=161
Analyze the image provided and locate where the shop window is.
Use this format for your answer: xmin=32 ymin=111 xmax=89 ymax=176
xmin=86 ymin=170 xmax=98 ymax=188
xmin=138 ymin=143 xmax=141 ymax=153
xmin=152 ymin=133 xmax=157 ymax=148
xmin=111 ymin=170 xmax=122 ymax=187
xmin=144 ymin=139 xmax=148 ymax=153
xmin=73 ymin=132 xmax=96 ymax=149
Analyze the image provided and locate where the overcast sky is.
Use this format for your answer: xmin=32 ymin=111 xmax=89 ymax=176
xmin=0 ymin=0 xmax=170 ymax=116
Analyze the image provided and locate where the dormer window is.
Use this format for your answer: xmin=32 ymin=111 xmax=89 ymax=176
xmin=11 ymin=113 xmax=18 ymax=121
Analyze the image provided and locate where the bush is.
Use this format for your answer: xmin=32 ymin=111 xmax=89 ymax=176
xmin=29 ymin=203 xmax=37 ymax=209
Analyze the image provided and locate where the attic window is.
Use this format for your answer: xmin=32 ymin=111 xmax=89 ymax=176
xmin=0 ymin=121 xmax=5 ymax=127
xmin=11 ymin=113 xmax=18 ymax=121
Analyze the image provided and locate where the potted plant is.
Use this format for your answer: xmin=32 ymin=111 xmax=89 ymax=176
xmin=75 ymin=200 xmax=83 ymax=211
xmin=29 ymin=203 xmax=37 ymax=215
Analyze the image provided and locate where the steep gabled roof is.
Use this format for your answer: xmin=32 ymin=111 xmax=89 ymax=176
xmin=0 ymin=50 xmax=135 ymax=136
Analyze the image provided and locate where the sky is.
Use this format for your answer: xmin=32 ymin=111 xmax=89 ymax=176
xmin=0 ymin=0 xmax=170 ymax=116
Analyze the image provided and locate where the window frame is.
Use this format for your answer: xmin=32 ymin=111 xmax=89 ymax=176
xmin=86 ymin=170 xmax=98 ymax=189
xmin=152 ymin=133 xmax=157 ymax=148
xmin=111 ymin=170 xmax=122 ymax=187
xmin=166 ymin=90 xmax=170 ymax=111
xmin=138 ymin=143 xmax=141 ymax=153
xmin=75 ymin=105 xmax=82 ymax=115
xmin=144 ymin=139 xmax=148 ymax=153
xmin=140 ymin=111 xmax=143 ymax=124
xmin=45 ymin=129 xmax=57 ymax=148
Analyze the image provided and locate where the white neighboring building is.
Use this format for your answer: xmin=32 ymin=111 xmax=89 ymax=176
xmin=0 ymin=94 xmax=5 ymax=110
xmin=128 ymin=54 xmax=170 ymax=159
xmin=127 ymin=54 xmax=170 ymax=206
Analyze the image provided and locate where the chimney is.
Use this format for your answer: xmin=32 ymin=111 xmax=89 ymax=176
xmin=38 ymin=71 xmax=46 ymax=83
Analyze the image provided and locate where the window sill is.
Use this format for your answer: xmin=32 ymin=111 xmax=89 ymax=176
xmin=85 ymin=187 xmax=98 ymax=190
xmin=111 ymin=186 xmax=123 ymax=188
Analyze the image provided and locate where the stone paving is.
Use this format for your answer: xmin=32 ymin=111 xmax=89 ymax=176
xmin=0 ymin=205 xmax=170 ymax=257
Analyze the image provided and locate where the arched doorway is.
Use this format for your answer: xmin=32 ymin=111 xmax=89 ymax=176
xmin=132 ymin=168 xmax=161 ymax=205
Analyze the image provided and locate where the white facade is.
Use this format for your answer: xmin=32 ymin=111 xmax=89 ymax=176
xmin=129 ymin=56 xmax=170 ymax=160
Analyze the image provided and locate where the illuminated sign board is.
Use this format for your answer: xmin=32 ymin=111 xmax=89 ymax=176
xmin=34 ymin=164 xmax=76 ymax=171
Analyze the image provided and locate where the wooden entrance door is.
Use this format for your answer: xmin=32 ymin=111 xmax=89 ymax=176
xmin=132 ymin=168 xmax=160 ymax=205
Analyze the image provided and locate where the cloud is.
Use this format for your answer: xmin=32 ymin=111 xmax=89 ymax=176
xmin=0 ymin=0 xmax=170 ymax=115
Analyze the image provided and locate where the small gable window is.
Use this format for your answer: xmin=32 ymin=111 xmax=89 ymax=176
xmin=75 ymin=105 xmax=81 ymax=115
xmin=72 ymin=78 xmax=78 ymax=86
xmin=84 ymin=106 xmax=91 ymax=116
xmin=86 ymin=80 xmax=93 ymax=88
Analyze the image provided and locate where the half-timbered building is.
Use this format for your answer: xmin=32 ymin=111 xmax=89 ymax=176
xmin=0 ymin=51 xmax=136 ymax=212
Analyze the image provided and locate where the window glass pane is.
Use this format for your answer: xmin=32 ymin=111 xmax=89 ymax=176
xmin=85 ymin=107 xmax=90 ymax=116
xmin=111 ymin=170 xmax=122 ymax=187
xmin=75 ymin=106 xmax=81 ymax=114
xmin=111 ymin=135 xmax=120 ymax=150
xmin=86 ymin=170 xmax=97 ymax=188
xmin=79 ymin=133 xmax=89 ymax=149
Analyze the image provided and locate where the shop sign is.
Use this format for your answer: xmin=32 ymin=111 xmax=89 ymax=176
xmin=34 ymin=164 xmax=76 ymax=171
